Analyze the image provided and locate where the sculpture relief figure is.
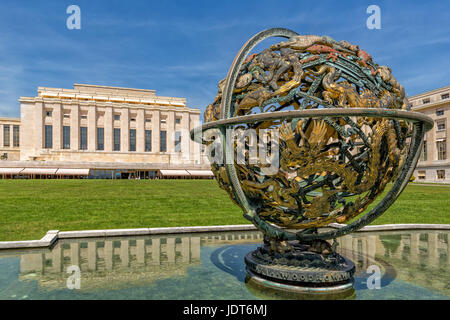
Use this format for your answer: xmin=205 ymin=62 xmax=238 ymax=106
xmin=271 ymin=35 xmax=359 ymax=54
xmin=249 ymin=49 xmax=292 ymax=90
xmin=376 ymin=65 xmax=405 ymax=108
xmin=318 ymin=65 xmax=394 ymax=109
xmin=356 ymin=49 xmax=377 ymax=75
xmin=234 ymin=83 xmax=272 ymax=115
xmin=304 ymin=44 xmax=348 ymax=62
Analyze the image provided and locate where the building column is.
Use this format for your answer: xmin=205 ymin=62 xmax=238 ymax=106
xmin=150 ymin=238 xmax=160 ymax=265
xmin=88 ymin=105 xmax=96 ymax=151
xmin=53 ymin=103 xmax=62 ymax=150
xmin=0 ymin=124 xmax=3 ymax=148
xmin=104 ymin=107 xmax=113 ymax=151
xmin=70 ymin=243 xmax=80 ymax=266
xmin=181 ymin=237 xmax=190 ymax=263
xmin=367 ymin=235 xmax=377 ymax=261
xmin=9 ymin=123 xmax=14 ymax=149
xmin=136 ymin=239 xmax=145 ymax=264
xmin=428 ymin=232 xmax=439 ymax=268
xmin=410 ymin=233 xmax=420 ymax=264
xmin=104 ymin=240 xmax=113 ymax=270
xmin=121 ymin=108 xmax=129 ymax=152
xmin=166 ymin=237 xmax=175 ymax=263
xmin=167 ymin=111 xmax=175 ymax=154
xmin=120 ymin=240 xmax=129 ymax=267
xmin=35 ymin=102 xmax=44 ymax=149
xmin=190 ymin=114 xmax=201 ymax=164
xmin=51 ymin=245 xmax=62 ymax=273
xmin=136 ymin=109 xmax=145 ymax=152
xmin=181 ymin=112 xmax=190 ymax=161
xmin=70 ymin=104 xmax=79 ymax=150
xmin=151 ymin=110 xmax=160 ymax=153
xmin=190 ymin=237 xmax=201 ymax=261
xmin=87 ymin=241 xmax=96 ymax=271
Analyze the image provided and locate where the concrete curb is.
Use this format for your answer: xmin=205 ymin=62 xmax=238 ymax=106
xmin=57 ymin=224 xmax=258 ymax=239
xmin=0 ymin=230 xmax=59 ymax=249
xmin=0 ymin=225 xmax=258 ymax=249
xmin=0 ymin=223 xmax=449 ymax=250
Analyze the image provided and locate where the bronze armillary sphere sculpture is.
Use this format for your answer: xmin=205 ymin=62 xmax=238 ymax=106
xmin=191 ymin=28 xmax=433 ymax=296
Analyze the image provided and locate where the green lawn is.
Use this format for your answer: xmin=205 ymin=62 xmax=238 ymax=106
xmin=0 ymin=180 xmax=449 ymax=241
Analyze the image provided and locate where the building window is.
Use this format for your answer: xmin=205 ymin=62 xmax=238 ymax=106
xmin=13 ymin=125 xmax=19 ymax=147
xmin=46 ymin=110 xmax=52 ymax=117
xmin=175 ymin=118 xmax=181 ymax=124
xmin=420 ymin=141 xmax=427 ymax=161
xmin=161 ymin=118 xmax=166 ymax=124
xmin=97 ymin=128 xmax=104 ymax=151
xmin=160 ymin=130 xmax=167 ymax=152
xmin=63 ymin=114 xmax=70 ymax=119
xmin=145 ymin=130 xmax=152 ymax=152
xmin=437 ymin=170 xmax=445 ymax=179
xmin=436 ymin=109 xmax=444 ymax=116
xmin=3 ymin=125 xmax=10 ymax=147
xmin=418 ymin=170 xmax=426 ymax=180
xmin=442 ymin=93 xmax=449 ymax=100
xmin=114 ymin=128 xmax=121 ymax=151
xmin=80 ymin=115 xmax=87 ymax=120
xmin=80 ymin=127 xmax=88 ymax=150
xmin=129 ymin=129 xmax=136 ymax=151
xmin=437 ymin=121 xmax=445 ymax=131
xmin=44 ymin=125 xmax=52 ymax=149
xmin=114 ymin=114 xmax=120 ymax=121
xmin=437 ymin=140 xmax=446 ymax=160
xmin=175 ymin=131 xmax=181 ymax=152
xmin=63 ymin=126 xmax=70 ymax=149
xmin=145 ymin=118 xmax=151 ymax=123
xmin=130 ymin=118 xmax=136 ymax=122
xmin=422 ymin=98 xmax=430 ymax=104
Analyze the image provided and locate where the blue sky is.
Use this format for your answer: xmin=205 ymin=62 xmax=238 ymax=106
xmin=0 ymin=0 xmax=448 ymax=119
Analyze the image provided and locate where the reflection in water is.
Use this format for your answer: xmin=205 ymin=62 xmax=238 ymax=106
xmin=0 ymin=229 xmax=448 ymax=299
xmin=336 ymin=231 xmax=450 ymax=296
xmin=15 ymin=231 xmax=263 ymax=291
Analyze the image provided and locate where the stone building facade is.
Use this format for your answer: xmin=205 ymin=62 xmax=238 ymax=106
xmin=0 ymin=84 xmax=210 ymax=179
xmin=0 ymin=117 xmax=20 ymax=161
xmin=410 ymin=85 xmax=450 ymax=183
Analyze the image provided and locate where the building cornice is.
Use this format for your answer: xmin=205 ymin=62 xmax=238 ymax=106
xmin=0 ymin=117 xmax=20 ymax=122
xmin=407 ymin=85 xmax=450 ymax=100
xmin=416 ymin=160 xmax=450 ymax=168
xmin=411 ymin=99 xmax=450 ymax=111
xmin=73 ymin=83 xmax=157 ymax=94
xmin=19 ymin=97 xmax=200 ymax=114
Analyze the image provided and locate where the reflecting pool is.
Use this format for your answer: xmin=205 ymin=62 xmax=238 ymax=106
xmin=0 ymin=229 xmax=448 ymax=299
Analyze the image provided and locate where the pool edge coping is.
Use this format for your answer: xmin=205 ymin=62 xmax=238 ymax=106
xmin=0 ymin=223 xmax=449 ymax=249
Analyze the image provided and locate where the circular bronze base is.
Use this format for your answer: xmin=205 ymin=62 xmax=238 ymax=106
xmin=244 ymin=243 xmax=355 ymax=299
xmin=245 ymin=270 xmax=355 ymax=300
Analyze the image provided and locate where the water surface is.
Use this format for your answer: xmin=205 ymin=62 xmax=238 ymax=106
xmin=0 ymin=229 xmax=448 ymax=299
